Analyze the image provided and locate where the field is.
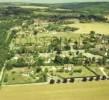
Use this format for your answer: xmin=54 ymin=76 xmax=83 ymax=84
xmin=0 ymin=81 xmax=109 ymax=100
xmin=69 ymin=22 xmax=109 ymax=34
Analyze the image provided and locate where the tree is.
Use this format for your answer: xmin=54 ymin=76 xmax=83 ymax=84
xmin=54 ymin=55 xmax=63 ymax=65
xmin=72 ymin=57 xmax=78 ymax=65
xmin=88 ymin=77 xmax=93 ymax=81
xmin=49 ymin=79 xmax=55 ymax=84
xmin=11 ymin=28 xmax=18 ymax=38
xmin=64 ymin=38 xmax=71 ymax=50
xmin=35 ymin=57 xmax=44 ymax=66
xmin=50 ymin=37 xmax=62 ymax=52
xmin=69 ymin=78 xmax=75 ymax=83
xmin=101 ymin=75 xmax=107 ymax=80
xmin=92 ymin=57 xmax=96 ymax=63
xmin=102 ymin=56 xmax=106 ymax=65
xmin=62 ymin=78 xmax=67 ymax=83
xmin=97 ymin=58 xmax=102 ymax=65
xmin=35 ymin=67 xmax=42 ymax=73
xmin=14 ymin=57 xmax=27 ymax=67
xmin=33 ymin=30 xmax=38 ymax=35
xmin=84 ymin=58 xmax=90 ymax=66
xmin=64 ymin=56 xmax=70 ymax=64
xmin=95 ymin=75 xmax=100 ymax=81
xmin=82 ymin=77 xmax=87 ymax=82
xmin=37 ymin=72 xmax=47 ymax=83
xmin=73 ymin=40 xmax=78 ymax=49
xmin=89 ymin=31 xmax=95 ymax=38
xmin=56 ymin=79 xmax=61 ymax=83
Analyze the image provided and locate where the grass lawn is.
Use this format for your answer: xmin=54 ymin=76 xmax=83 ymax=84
xmin=56 ymin=66 xmax=95 ymax=78
xmin=104 ymin=68 xmax=109 ymax=76
xmin=89 ymin=67 xmax=104 ymax=76
xmin=0 ymin=81 xmax=109 ymax=100
xmin=73 ymin=66 xmax=95 ymax=77
xmin=3 ymin=68 xmax=36 ymax=85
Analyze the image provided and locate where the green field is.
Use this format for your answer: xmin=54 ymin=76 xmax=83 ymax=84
xmin=0 ymin=81 xmax=109 ymax=100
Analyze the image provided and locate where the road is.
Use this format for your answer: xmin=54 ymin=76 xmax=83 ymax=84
xmin=99 ymin=67 xmax=108 ymax=78
xmin=0 ymin=61 xmax=7 ymax=85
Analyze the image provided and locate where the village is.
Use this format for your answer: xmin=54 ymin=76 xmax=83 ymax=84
xmin=1 ymin=19 xmax=108 ymax=85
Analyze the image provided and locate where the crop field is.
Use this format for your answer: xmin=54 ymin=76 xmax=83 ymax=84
xmin=69 ymin=22 xmax=109 ymax=34
xmin=20 ymin=6 xmax=48 ymax=9
xmin=0 ymin=81 xmax=109 ymax=100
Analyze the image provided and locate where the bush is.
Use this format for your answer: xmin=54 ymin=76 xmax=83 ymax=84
xmin=6 ymin=60 xmax=14 ymax=70
xmin=57 ymin=68 xmax=64 ymax=73
xmin=73 ymin=68 xmax=82 ymax=73
xmin=39 ymin=72 xmax=47 ymax=82
xmin=14 ymin=58 xmax=27 ymax=67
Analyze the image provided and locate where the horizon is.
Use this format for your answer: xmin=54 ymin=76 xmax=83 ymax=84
xmin=0 ymin=0 xmax=109 ymax=3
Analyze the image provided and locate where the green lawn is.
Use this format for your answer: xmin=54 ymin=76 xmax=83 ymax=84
xmin=3 ymin=68 xmax=35 ymax=85
xmin=56 ymin=66 xmax=95 ymax=78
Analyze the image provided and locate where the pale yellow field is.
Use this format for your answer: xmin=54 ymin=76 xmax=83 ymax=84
xmin=70 ymin=22 xmax=109 ymax=35
xmin=20 ymin=6 xmax=48 ymax=9
xmin=0 ymin=81 xmax=109 ymax=100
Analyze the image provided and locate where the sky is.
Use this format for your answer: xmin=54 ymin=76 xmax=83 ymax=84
xmin=0 ymin=0 xmax=109 ymax=3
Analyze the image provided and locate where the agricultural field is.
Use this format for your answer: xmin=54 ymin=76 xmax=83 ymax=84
xmin=0 ymin=81 xmax=109 ymax=100
xmin=69 ymin=22 xmax=109 ymax=34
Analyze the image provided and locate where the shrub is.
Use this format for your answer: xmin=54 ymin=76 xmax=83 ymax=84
xmin=73 ymin=68 xmax=82 ymax=73
xmin=13 ymin=57 xmax=28 ymax=67
xmin=39 ymin=72 xmax=47 ymax=82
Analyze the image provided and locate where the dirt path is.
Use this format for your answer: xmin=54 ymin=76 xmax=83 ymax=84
xmin=5 ymin=31 xmax=11 ymax=43
xmin=99 ymin=67 xmax=108 ymax=78
xmin=0 ymin=61 xmax=7 ymax=85
xmin=0 ymin=67 xmax=5 ymax=81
